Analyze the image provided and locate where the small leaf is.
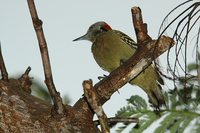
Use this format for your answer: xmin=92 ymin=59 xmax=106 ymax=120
xmin=178 ymin=116 xmax=194 ymax=132
xmin=188 ymin=63 xmax=199 ymax=72
xmin=131 ymin=112 xmax=159 ymax=133
xmin=127 ymin=95 xmax=147 ymax=110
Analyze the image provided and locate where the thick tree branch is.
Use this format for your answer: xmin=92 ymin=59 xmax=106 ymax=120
xmin=95 ymin=36 xmax=174 ymax=104
xmin=27 ymin=0 xmax=65 ymax=115
xmin=94 ymin=117 xmax=139 ymax=127
xmin=0 ymin=79 xmax=82 ymax=133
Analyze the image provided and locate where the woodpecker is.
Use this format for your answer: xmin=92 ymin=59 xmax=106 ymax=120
xmin=73 ymin=21 xmax=165 ymax=109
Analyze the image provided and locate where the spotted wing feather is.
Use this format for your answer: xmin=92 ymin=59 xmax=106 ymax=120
xmin=113 ymin=30 xmax=137 ymax=49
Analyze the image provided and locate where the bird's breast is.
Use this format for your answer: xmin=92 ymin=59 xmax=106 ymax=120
xmin=91 ymin=32 xmax=135 ymax=72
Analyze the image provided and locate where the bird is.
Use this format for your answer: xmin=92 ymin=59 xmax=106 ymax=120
xmin=73 ymin=21 xmax=165 ymax=109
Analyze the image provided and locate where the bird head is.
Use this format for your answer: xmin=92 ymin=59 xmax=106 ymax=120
xmin=73 ymin=21 xmax=112 ymax=43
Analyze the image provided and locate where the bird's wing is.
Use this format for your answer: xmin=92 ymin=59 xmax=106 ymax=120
xmin=151 ymin=63 xmax=165 ymax=85
xmin=113 ymin=30 xmax=137 ymax=49
xmin=113 ymin=30 xmax=164 ymax=85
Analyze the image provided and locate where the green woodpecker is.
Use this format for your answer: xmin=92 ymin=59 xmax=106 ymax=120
xmin=73 ymin=21 xmax=165 ymax=108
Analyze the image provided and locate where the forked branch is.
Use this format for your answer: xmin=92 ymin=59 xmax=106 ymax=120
xmin=27 ymin=0 xmax=65 ymax=115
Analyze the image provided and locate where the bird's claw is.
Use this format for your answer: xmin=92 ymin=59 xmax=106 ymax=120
xmin=120 ymin=59 xmax=127 ymax=66
xmin=98 ymin=74 xmax=108 ymax=80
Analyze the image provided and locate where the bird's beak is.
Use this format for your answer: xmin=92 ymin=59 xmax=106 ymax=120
xmin=73 ymin=33 xmax=88 ymax=41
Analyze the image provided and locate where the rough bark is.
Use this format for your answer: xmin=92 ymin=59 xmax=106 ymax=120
xmin=0 ymin=79 xmax=99 ymax=133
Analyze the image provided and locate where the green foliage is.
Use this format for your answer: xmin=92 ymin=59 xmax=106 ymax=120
xmin=115 ymin=60 xmax=200 ymax=132
xmin=127 ymin=95 xmax=147 ymax=111
xmin=31 ymin=80 xmax=71 ymax=104
xmin=31 ymin=81 xmax=52 ymax=103
xmin=115 ymin=90 xmax=200 ymax=132
xmin=188 ymin=63 xmax=199 ymax=72
xmin=62 ymin=94 xmax=71 ymax=105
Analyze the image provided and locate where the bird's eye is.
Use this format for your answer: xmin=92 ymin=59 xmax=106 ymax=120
xmin=100 ymin=26 xmax=108 ymax=32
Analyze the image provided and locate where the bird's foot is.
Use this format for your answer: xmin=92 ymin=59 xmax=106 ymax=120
xmin=98 ymin=74 xmax=108 ymax=80
xmin=120 ymin=59 xmax=127 ymax=66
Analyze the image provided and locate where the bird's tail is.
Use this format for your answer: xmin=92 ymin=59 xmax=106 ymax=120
xmin=130 ymin=65 xmax=165 ymax=109
xmin=146 ymin=84 xmax=165 ymax=109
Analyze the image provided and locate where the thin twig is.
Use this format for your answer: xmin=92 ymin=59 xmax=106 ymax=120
xmin=94 ymin=117 xmax=139 ymax=127
xmin=0 ymin=43 xmax=8 ymax=81
xmin=131 ymin=7 xmax=152 ymax=44
xmin=19 ymin=66 xmax=32 ymax=94
xmin=157 ymin=1 xmax=200 ymax=87
xmin=83 ymin=79 xmax=110 ymax=133
xmin=27 ymin=0 xmax=65 ymax=115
